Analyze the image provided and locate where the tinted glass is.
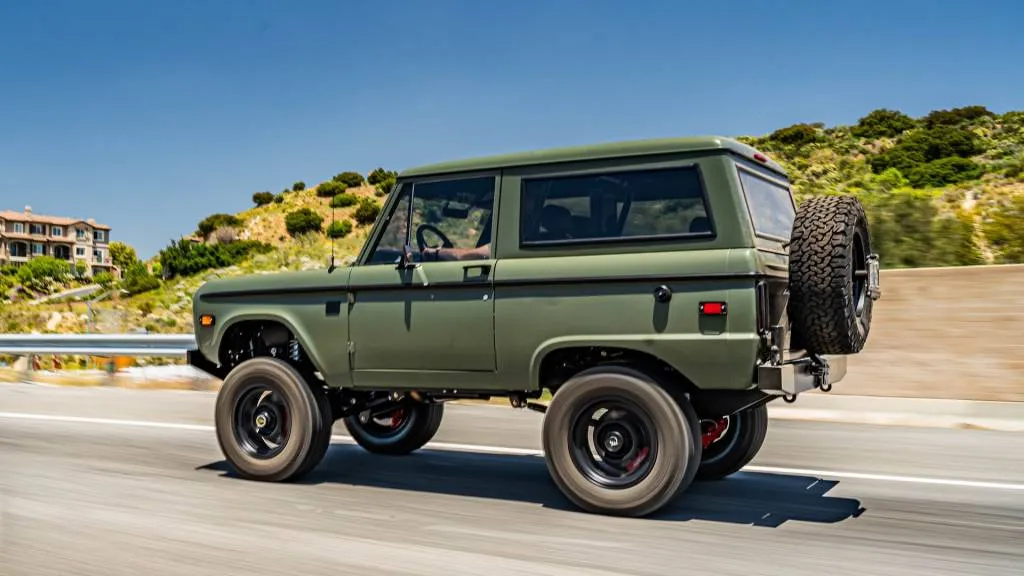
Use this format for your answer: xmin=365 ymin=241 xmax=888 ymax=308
xmin=520 ymin=166 xmax=710 ymax=244
xmin=738 ymin=169 xmax=795 ymax=240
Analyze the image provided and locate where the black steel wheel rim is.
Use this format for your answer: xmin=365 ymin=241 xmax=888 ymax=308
xmin=568 ymin=397 xmax=659 ymax=489
xmin=233 ymin=383 xmax=291 ymax=459
xmin=356 ymin=406 xmax=413 ymax=440
xmin=851 ymin=229 xmax=868 ymax=317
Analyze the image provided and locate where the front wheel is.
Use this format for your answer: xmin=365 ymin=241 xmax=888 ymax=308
xmin=696 ymin=403 xmax=768 ymax=481
xmin=343 ymin=399 xmax=444 ymax=455
xmin=542 ymin=365 xmax=702 ymax=517
xmin=214 ymin=357 xmax=332 ymax=482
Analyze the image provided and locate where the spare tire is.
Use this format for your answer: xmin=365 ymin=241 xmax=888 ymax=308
xmin=787 ymin=195 xmax=878 ymax=355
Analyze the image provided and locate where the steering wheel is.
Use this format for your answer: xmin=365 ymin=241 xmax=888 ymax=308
xmin=415 ymin=223 xmax=454 ymax=251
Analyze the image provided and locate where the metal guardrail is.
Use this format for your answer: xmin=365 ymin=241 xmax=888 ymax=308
xmin=0 ymin=333 xmax=196 ymax=356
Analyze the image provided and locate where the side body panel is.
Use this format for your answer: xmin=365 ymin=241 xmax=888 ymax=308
xmin=192 ymin=268 xmax=355 ymax=387
xmin=491 ymin=152 xmax=765 ymax=392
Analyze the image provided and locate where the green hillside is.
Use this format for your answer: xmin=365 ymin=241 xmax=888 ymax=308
xmin=1 ymin=105 xmax=1022 ymax=340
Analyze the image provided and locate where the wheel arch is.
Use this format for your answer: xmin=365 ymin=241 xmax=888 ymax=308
xmin=209 ymin=312 xmax=328 ymax=379
xmin=530 ymin=337 xmax=701 ymax=399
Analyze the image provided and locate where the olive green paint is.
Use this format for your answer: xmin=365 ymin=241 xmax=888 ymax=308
xmin=192 ymin=137 xmax=799 ymax=394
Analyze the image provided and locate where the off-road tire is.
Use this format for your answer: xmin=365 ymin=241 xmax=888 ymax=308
xmin=788 ymin=194 xmax=875 ymax=355
xmin=542 ymin=365 xmax=702 ymax=517
xmin=696 ymin=403 xmax=768 ymax=481
xmin=295 ymin=383 xmax=334 ymax=477
xmin=214 ymin=357 xmax=331 ymax=482
xmin=343 ymin=400 xmax=444 ymax=455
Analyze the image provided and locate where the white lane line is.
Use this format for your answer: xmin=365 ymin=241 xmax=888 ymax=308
xmin=3 ymin=410 xmax=1024 ymax=492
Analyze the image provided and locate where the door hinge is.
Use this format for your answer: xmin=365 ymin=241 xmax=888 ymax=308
xmin=347 ymin=341 xmax=355 ymax=363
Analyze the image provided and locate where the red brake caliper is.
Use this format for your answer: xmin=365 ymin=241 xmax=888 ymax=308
xmin=701 ymin=418 xmax=728 ymax=449
xmin=626 ymin=447 xmax=649 ymax=473
xmin=389 ymin=409 xmax=405 ymax=429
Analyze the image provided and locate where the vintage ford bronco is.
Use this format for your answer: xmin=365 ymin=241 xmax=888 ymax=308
xmin=187 ymin=136 xmax=881 ymax=517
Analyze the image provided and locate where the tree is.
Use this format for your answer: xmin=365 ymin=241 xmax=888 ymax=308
xmin=284 ymin=208 xmax=324 ymax=236
xmin=108 ymin=241 xmax=138 ymax=271
xmin=252 ymin=191 xmax=275 ymax=206
xmin=122 ymin=262 xmax=161 ymax=295
xmin=333 ymin=171 xmax=366 ymax=188
xmin=292 ymin=181 xmax=306 ymax=191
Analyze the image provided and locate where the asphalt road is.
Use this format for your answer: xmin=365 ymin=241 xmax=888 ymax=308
xmin=1 ymin=384 xmax=1022 ymax=576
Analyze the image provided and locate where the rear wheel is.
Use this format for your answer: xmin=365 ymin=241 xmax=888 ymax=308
xmin=696 ymin=403 xmax=768 ymax=481
xmin=542 ymin=365 xmax=701 ymax=517
xmin=343 ymin=399 xmax=444 ymax=455
xmin=214 ymin=357 xmax=331 ymax=482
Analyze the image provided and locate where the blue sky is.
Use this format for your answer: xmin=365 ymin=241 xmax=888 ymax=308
xmin=1 ymin=0 xmax=1021 ymax=258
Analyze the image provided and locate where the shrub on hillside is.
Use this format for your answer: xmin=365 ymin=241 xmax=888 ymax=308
xmin=906 ymin=157 xmax=984 ymax=188
xmin=983 ymin=194 xmax=1024 ymax=264
xmin=158 ymin=238 xmax=274 ymax=278
xmin=274 ymin=193 xmax=285 ymax=203
xmin=768 ymin=123 xmax=823 ymax=148
xmin=292 ymin=181 xmax=306 ymax=191
xmin=252 ymin=191 xmax=275 ymax=206
xmin=93 ymin=271 xmax=115 ymax=286
xmin=17 ymin=256 xmax=70 ymax=285
xmin=330 ymin=193 xmax=358 ymax=208
xmin=333 ymin=171 xmax=366 ymax=188
xmin=327 ymin=219 xmax=353 ymax=239
xmin=196 ymin=213 xmax=243 ymax=239
xmin=923 ymin=105 xmax=996 ymax=129
xmin=851 ymin=109 xmax=917 ymax=139
xmin=861 ymin=190 xmax=982 ymax=268
xmin=316 ymin=180 xmax=348 ymax=198
xmin=869 ymin=126 xmax=986 ymax=178
xmin=285 ymin=208 xmax=324 ymax=236
xmin=122 ymin=262 xmax=161 ymax=295
xmin=353 ymin=198 xmax=381 ymax=226
xmin=367 ymin=167 xmax=398 ymax=186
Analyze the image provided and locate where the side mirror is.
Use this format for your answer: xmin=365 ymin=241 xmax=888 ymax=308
xmin=399 ymin=244 xmax=417 ymax=269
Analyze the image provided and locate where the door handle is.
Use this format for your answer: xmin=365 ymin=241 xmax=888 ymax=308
xmin=463 ymin=264 xmax=491 ymax=281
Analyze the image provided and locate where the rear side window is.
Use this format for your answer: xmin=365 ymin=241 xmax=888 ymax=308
xmin=520 ymin=166 xmax=711 ymax=245
xmin=737 ymin=168 xmax=795 ymax=241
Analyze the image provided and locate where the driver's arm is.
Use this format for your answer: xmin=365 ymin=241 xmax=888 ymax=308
xmin=423 ymin=244 xmax=490 ymax=261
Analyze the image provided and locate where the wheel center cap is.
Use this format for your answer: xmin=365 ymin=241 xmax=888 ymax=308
xmin=254 ymin=413 xmax=268 ymax=429
xmin=604 ymin=431 xmax=624 ymax=452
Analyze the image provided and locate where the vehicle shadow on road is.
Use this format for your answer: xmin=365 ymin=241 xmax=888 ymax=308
xmin=198 ymin=443 xmax=865 ymax=528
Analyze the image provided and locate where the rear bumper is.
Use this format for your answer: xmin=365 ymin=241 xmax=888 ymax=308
xmin=756 ymin=354 xmax=847 ymax=396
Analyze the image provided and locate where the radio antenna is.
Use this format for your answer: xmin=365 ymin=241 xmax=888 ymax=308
xmin=328 ymin=196 xmax=337 ymax=273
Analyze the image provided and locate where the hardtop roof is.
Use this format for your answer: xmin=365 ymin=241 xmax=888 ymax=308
xmin=398 ymin=135 xmax=787 ymax=178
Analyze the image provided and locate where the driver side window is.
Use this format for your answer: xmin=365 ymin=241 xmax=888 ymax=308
xmin=364 ymin=176 xmax=496 ymax=265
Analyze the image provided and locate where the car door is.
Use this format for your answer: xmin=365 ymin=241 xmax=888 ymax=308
xmin=347 ymin=173 xmax=499 ymax=389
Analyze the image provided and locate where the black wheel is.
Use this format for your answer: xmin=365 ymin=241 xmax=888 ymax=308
xmin=542 ymin=365 xmax=702 ymax=517
xmin=788 ymin=194 xmax=877 ymax=355
xmin=343 ymin=399 xmax=444 ymax=455
xmin=696 ymin=403 xmax=768 ymax=481
xmin=214 ymin=357 xmax=331 ymax=482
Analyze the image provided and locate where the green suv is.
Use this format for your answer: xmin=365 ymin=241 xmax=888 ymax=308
xmin=187 ymin=136 xmax=881 ymax=517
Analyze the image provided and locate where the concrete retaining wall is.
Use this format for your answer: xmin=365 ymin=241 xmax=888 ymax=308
xmin=835 ymin=264 xmax=1024 ymax=401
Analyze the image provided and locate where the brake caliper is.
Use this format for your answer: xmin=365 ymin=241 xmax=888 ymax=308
xmin=701 ymin=418 xmax=729 ymax=449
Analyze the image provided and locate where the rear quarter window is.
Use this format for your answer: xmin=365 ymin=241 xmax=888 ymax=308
xmin=737 ymin=167 xmax=796 ymax=241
